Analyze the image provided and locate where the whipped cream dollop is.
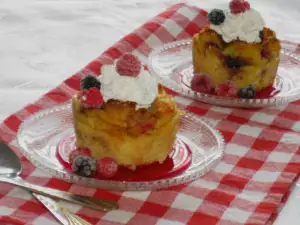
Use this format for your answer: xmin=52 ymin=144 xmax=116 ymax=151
xmin=210 ymin=9 xmax=265 ymax=43
xmin=98 ymin=63 xmax=158 ymax=109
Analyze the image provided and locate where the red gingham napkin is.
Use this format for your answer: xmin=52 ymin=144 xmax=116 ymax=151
xmin=1 ymin=3 xmax=300 ymax=225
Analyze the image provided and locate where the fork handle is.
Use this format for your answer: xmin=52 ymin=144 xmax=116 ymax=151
xmin=33 ymin=193 xmax=70 ymax=225
xmin=33 ymin=193 xmax=91 ymax=225
xmin=0 ymin=176 xmax=118 ymax=211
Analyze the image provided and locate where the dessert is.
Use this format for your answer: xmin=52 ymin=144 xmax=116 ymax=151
xmin=71 ymin=53 xmax=182 ymax=177
xmin=192 ymin=0 xmax=281 ymax=98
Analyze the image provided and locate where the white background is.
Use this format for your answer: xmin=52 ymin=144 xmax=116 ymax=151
xmin=0 ymin=0 xmax=300 ymax=224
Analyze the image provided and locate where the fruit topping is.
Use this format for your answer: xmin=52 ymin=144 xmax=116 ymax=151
xmin=116 ymin=53 xmax=142 ymax=77
xmin=229 ymin=0 xmax=250 ymax=14
xmin=97 ymin=157 xmax=118 ymax=178
xmin=69 ymin=147 xmax=91 ymax=163
xmin=208 ymin=9 xmax=226 ymax=25
xmin=80 ymin=74 xmax=101 ymax=90
xmin=140 ymin=123 xmax=154 ymax=134
xmin=261 ymin=47 xmax=270 ymax=59
xmin=79 ymin=87 xmax=104 ymax=108
xmin=190 ymin=74 xmax=214 ymax=94
xmin=225 ymin=56 xmax=246 ymax=68
xmin=215 ymin=80 xmax=238 ymax=97
xmin=71 ymin=155 xmax=97 ymax=177
xmin=238 ymin=84 xmax=256 ymax=99
xmin=259 ymin=30 xmax=264 ymax=41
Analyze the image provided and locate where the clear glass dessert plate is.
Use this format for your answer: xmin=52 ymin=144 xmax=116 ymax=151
xmin=148 ymin=39 xmax=300 ymax=108
xmin=16 ymin=102 xmax=225 ymax=191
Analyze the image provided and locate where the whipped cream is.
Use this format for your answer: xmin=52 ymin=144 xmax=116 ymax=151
xmin=210 ymin=9 xmax=265 ymax=43
xmin=98 ymin=63 xmax=158 ymax=109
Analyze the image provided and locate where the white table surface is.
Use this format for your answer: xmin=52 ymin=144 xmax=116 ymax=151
xmin=0 ymin=0 xmax=300 ymax=224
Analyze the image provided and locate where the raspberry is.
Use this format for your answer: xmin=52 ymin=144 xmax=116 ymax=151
xmin=140 ymin=123 xmax=154 ymax=134
xmin=69 ymin=147 xmax=91 ymax=164
xmin=208 ymin=9 xmax=226 ymax=25
xmin=80 ymin=74 xmax=101 ymax=90
xmin=230 ymin=0 xmax=250 ymax=14
xmin=71 ymin=155 xmax=97 ymax=177
xmin=238 ymin=84 xmax=256 ymax=99
xmin=190 ymin=74 xmax=213 ymax=94
xmin=116 ymin=53 xmax=142 ymax=77
xmin=215 ymin=80 xmax=238 ymax=97
xmin=97 ymin=157 xmax=118 ymax=178
xmin=79 ymin=87 xmax=104 ymax=108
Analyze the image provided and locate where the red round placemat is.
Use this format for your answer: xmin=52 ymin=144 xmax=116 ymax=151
xmin=56 ymin=135 xmax=192 ymax=181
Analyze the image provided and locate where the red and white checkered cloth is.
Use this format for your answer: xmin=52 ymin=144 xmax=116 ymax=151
xmin=1 ymin=3 xmax=300 ymax=225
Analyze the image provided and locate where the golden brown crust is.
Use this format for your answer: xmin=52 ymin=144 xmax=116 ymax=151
xmin=72 ymin=88 xmax=182 ymax=168
xmin=192 ymin=26 xmax=281 ymax=91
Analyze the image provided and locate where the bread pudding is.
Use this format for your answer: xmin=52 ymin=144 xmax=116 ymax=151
xmin=70 ymin=53 xmax=182 ymax=177
xmin=191 ymin=0 xmax=281 ymax=98
xmin=72 ymin=86 xmax=181 ymax=169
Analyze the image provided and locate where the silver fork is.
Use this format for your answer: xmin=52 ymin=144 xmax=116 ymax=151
xmin=34 ymin=193 xmax=91 ymax=225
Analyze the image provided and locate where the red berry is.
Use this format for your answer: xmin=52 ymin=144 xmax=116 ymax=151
xmin=97 ymin=157 xmax=118 ymax=178
xmin=79 ymin=87 xmax=103 ymax=108
xmin=190 ymin=74 xmax=213 ymax=94
xmin=243 ymin=1 xmax=250 ymax=10
xmin=230 ymin=0 xmax=250 ymax=14
xmin=215 ymin=80 xmax=238 ymax=97
xmin=69 ymin=147 xmax=91 ymax=164
xmin=116 ymin=53 xmax=141 ymax=77
xmin=140 ymin=123 xmax=154 ymax=133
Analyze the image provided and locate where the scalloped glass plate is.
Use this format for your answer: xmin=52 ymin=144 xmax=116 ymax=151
xmin=16 ymin=102 xmax=225 ymax=191
xmin=148 ymin=39 xmax=300 ymax=108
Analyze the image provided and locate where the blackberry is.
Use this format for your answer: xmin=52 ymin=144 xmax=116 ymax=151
xmin=208 ymin=9 xmax=225 ymax=25
xmin=80 ymin=74 xmax=101 ymax=90
xmin=225 ymin=56 xmax=245 ymax=68
xmin=238 ymin=85 xmax=256 ymax=99
xmin=259 ymin=30 xmax=264 ymax=41
xmin=71 ymin=155 xmax=97 ymax=177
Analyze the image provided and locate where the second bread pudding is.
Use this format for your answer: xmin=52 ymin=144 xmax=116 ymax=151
xmin=70 ymin=53 xmax=182 ymax=177
xmin=192 ymin=0 xmax=281 ymax=98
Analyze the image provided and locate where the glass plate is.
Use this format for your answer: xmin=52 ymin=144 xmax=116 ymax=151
xmin=148 ymin=39 xmax=300 ymax=108
xmin=16 ymin=102 xmax=225 ymax=191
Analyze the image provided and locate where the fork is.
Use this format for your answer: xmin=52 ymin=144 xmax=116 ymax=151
xmin=34 ymin=193 xmax=91 ymax=225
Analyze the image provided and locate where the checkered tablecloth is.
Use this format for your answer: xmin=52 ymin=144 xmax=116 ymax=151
xmin=1 ymin=3 xmax=300 ymax=225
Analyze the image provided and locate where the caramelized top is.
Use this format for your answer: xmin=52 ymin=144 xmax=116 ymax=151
xmin=194 ymin=26 xmax=281 ymax=79
xmin=73 ymin=86 xmax=180 ymax=136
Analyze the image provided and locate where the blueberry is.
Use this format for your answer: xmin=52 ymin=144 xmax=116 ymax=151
xmin=80 ymin=74 xmax=101 ymax=90
xmin=71 ymin=155 xmax=97 ymax=177
xmin=238 ymin=85 xmax=256 ymax=99
xmin=208 ymin=9 xmax=226 ymax=25
xmin=225 ymin=56 xmax=245 ymax=68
